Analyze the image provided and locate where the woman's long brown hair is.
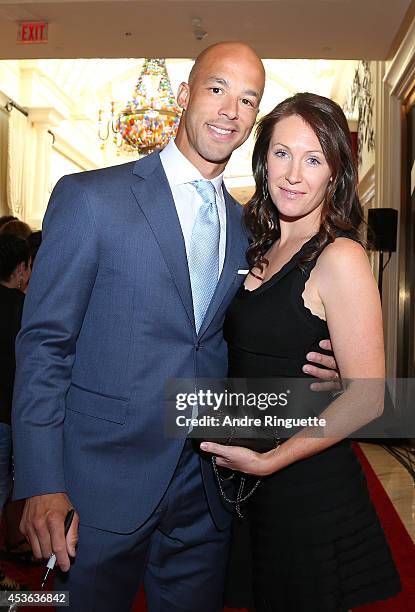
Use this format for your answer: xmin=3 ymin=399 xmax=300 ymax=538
xmin=244 ymin=92 xmax=364 ymax=273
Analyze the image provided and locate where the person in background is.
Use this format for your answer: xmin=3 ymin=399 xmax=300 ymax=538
xmin=0 ymin=220 xmax=32 ymax=241
xmin=0 ymin=228 xmax=41 ymax=564
xmin=27 ymin=231 xmax=42 ymax=267
xmin=0 ymin=234 xmax=31 ymax=590
xmin=0 ymin=216 xmax=18 ymax=230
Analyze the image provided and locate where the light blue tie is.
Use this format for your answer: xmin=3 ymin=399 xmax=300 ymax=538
xmin=189 ymin=180 xmax=220 ymax=333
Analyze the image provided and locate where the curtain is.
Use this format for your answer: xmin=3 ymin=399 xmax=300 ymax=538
xmin=27 ymin=127 xmax=53 ymax=228
xmin=6 ymin=108 xmax=28 ymax=219
xmin=0 ymin=108 xmax=9 ymax=216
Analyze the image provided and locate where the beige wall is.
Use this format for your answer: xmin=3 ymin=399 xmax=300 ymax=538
xmin=373 ymin=16 xmax=415 ymax=377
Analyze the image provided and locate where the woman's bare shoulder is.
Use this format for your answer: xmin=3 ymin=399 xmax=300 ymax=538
xmin=318 ymin=236 xmax=368 ymax=271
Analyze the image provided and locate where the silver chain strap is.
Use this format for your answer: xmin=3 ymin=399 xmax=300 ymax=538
xmin=211 ymin=435 xmax=282 ymax=518
xmin=212 ymin=456 xmax=262 ymax=518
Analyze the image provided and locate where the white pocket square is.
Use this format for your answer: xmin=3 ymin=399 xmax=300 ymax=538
xmin=238 ymin=269 xmax=249 ymax=275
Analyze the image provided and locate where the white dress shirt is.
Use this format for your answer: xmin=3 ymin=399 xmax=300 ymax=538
xmin=160 ymin=139 xmax=227 ymax=274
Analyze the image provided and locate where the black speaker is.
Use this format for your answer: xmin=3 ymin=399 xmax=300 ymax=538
xmin=367 ymin=208 xmax=398 ymax=252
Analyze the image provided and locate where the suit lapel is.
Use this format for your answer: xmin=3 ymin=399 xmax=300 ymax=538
xmin=198 ymin=187 xmax=244 ymax=337
xmin=130 ymin=154 xmax=195 ymax=329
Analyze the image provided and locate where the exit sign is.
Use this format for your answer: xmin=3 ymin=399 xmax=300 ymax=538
xmin=17 ymin=22 xmax=48 ymax=44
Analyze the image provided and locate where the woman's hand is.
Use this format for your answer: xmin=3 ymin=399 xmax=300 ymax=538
xmin=200 ymin=442 xmax=277 ymax=476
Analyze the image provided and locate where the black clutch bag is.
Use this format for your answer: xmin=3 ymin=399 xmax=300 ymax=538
xmin=189 ymin=404 xmax=281 ymax=453
xmin=190 ymin=406 xmax=281 ymax=518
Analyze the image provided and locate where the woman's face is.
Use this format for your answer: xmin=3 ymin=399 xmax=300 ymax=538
xmin=266 ymin=115 xmax=332 ymax=223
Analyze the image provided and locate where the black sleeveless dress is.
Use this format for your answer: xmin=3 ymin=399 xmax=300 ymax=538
xmin=223 ymin=237 xmax=401 ymax=612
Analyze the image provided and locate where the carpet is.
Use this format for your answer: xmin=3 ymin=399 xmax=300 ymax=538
xmin=1 ymin=443 xmax=413 ymax=611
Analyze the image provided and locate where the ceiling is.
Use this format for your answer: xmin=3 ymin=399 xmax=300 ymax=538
xmin=0 ymin=0 xmax=413 ymax=61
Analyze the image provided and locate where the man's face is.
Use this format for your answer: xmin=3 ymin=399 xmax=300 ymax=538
xmin=175 ymin=47 xmax=264 ymax=177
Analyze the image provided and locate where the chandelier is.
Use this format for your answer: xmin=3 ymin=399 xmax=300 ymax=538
xmin=98 ymin=58 xmax=182 ymax=156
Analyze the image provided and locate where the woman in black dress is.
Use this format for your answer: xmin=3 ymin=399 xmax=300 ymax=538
xmin=200 ymin=93 xmax=401 ymax=611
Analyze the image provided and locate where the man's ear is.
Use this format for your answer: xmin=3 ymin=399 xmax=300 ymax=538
xmin=177 ymin=82 xmax=190 ymax=110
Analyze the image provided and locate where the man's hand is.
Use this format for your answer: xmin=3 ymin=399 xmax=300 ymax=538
xmin=302 ymin=339 xmax=341 ymax=392
xmin=20 ymin=493 xmax=79 ymax=572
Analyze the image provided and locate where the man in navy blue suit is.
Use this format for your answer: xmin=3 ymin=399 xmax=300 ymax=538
xmin=12 ymin=42 xmax=337 ymax=611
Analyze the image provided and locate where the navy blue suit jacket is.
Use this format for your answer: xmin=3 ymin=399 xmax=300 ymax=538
xmin=12 ymin=152 xmax=249 ymax=533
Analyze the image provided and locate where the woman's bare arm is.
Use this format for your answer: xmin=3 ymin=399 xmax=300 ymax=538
xmin=201 ymin=238 xmax=385 ymax=475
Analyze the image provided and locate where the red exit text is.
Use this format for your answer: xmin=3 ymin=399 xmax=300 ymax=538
xmin=17 ymin=22 xmax=48 ymax=44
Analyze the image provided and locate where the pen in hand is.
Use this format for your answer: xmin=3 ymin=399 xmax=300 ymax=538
xmin=40 ymin=508 xmax=75 ymax=590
